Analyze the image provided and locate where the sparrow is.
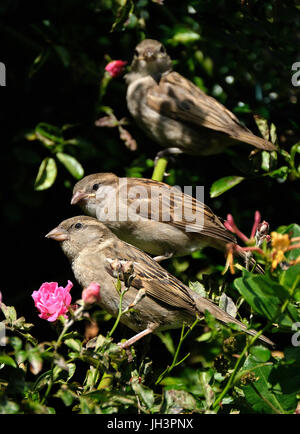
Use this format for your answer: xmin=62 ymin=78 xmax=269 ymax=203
xmin=71 ymin=172 xmax=264 ymax=273
xmin=45 ymin=216 xmax=274 ymax=347
xmin=125 ymin=39 xmax=277 ymax=157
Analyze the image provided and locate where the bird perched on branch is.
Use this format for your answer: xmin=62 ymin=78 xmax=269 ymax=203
xmin=46 ymin=216 xmax=273 ymax=347
xmin=71 ymin=172 xmax=264 ymax=273
xmin=125 ymin=39 xmax=276 ymax=158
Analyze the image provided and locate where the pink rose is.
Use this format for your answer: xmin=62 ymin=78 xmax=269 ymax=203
xmin=32 ymin=281 xmax=73 ymax=322
xmin=105 ymin=60 xmax=127 ymax=78
xmin=82 ymin=282 xmax=101 ymax=305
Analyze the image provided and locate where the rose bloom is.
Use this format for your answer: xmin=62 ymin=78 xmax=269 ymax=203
xmin=32 ymin=281 xmax=73 ymax=322
xmin=105 ymin=60 xmax=127 ymax=78
xmin=82 ymin=282 xmax=101 ymax=305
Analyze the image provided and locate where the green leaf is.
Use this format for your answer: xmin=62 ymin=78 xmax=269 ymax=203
xmin=55 ymin=387 xmax=74 ymax=406
xmin=280 ymin=263 xmax=300 ymax=296
xmin=35 ymin=122 xmax=63 ymax=146
xmin=169 ymin=26 xmax=201 ymax=44
xmin=0 ymin=304 xmax=17 ymax=323
xmin=250 ymin=345 xmax=271 ymax=362
xmin=234 ymin=273 xmax=298 ymax=327
xmin=267 ymin=166 xmax=289 ymax=181
xmin=34 ymin=157 xmax=57 ymax=190
xmin=189 ymin=281 xmax=207 ymax=297
xmin=156 ymin=332 xmax=175 ymax=356
xmin=270 ymin=123 xmax=278 ymax=145
xmin=56 ymin=152 xmax=84 ymax=180
xmin=131 ymin=380 xmax=155 ymax=410
xmin=210 ymin=176 xmax=244 ymax=198
xmin=0 ymin=354 xmax=17 ymax=368
xmin=261 ymin=151 xmax=271 ymax=171
xmin=254 ymin=115 xmax=269 ymax=141
xmin=219 ymin=293 xmax=237 ymax=318
xmin=162 ymin=389 xmax=198 ymax=413
xmin=64 ymin=338 xmax=82 ymax=353
xmin=290 ymin=142 xmax=300 ymax=163
xmin=242 ymin=354 xmax=298 ymax=413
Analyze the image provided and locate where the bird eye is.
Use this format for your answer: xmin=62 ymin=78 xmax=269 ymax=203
xmin=134 ymin=49 xmax=139 ymax=57
xmin=159 ymin=45 xmax=166 ymax=53
xmin=74 ymin=223 xmax=82 ymax=229
xmin=92 ymin=183 xmax=99 ymax=191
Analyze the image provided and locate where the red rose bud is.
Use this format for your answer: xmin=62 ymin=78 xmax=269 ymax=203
xmin=82 ymin=282 xmax=101 ymax=305
xmin=105 ymin=60 xmax=127 ymax=78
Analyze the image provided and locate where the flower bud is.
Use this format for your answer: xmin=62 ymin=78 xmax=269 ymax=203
xmin=82 ymin=282 xmax=101 ymax=305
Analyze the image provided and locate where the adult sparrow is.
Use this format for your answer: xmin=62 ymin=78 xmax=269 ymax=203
xmin=125 ymin=39 xmax=276 ymax=157
xmin=71 ymin=172 xmax=264 ymax=273
xmin=45 ymin=216 xmax=273 ymax=347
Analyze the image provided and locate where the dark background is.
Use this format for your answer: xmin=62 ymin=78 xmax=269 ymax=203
xmin=1 ymin=0 xmax=300 ymax=341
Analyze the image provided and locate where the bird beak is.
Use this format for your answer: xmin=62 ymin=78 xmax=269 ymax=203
xmin=45 ymin=227 xmax=69 ymax=242
xmin=142 ymin=49 xmax=155 ymax=62
xmin=71 ymin=191 xmax=95 ymax=205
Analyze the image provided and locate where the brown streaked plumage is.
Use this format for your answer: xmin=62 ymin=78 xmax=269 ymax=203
xmin=71 ymin=172 xmax=264 ymax=273
xmin=125 ymin=39 xmax=277 ymax=156
xmin=45 ymin=216 xmax=274 ymax=347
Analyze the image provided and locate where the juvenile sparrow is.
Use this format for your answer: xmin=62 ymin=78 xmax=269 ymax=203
xmin=45 ymin=216 xmax=273 ymax=347
xmin=125 ymin=39 xmax=277 ymax=156
xmin=71 ymin=172 xmax=264 ymax=273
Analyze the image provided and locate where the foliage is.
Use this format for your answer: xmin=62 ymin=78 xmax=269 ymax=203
xmin=1 ymin=0 xmax=300 ymax=415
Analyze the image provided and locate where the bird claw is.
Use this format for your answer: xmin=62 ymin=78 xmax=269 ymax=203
xmin=153 ymin=252 xmax=173 ymax=262
xmin=154 ymin=147 xmax=183 ymax=167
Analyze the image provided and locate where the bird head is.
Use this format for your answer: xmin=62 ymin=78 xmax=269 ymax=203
xmin=130 ymin=39 xmax=172 ymax=77
xmin=45 ymin=216 xmax=113 ymax=260
xmin=71 ymin=172 xmax=118 ymax=217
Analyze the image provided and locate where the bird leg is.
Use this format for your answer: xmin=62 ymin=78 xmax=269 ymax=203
xmin=119 ymin=327 xmax=154 ymax=350
xmin=153 ymin=252 xmax=173 ymax=263
xmin=154 ymin=147 xmax=183 ymax=176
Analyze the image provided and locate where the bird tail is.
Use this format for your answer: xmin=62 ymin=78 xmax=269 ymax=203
xmin=192 ymin=293 xmax=274 ymax=347
xmin=233 ymin=131 xmax=277 ymax=151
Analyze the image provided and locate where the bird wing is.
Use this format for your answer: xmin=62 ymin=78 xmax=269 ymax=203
xmin=147 ymin=71 xmax=276 ymax=151
xmin=124 ymin=177 xmax=236 ymax=244
xmin=105 ymin=240 xmax=197 ymax=313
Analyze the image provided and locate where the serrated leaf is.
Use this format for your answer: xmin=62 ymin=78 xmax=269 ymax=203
xmin=0 ymin=304 xmax=17 ymax=323
xmin=189 ymin=281 xmax=207 ymax=297
xmin=56 ymin=152 xmax=84 ymax=179
xmin=210 ymin=176 xmax=244 ymax=198
xmin=34 ymin=157 xmax=57 ymax=190
xmin=219 ymin=293 xmax=237 ymax=318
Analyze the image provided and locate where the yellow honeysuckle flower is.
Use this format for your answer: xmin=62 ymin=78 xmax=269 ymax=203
xmin=272 ymin=250 xmax=285 ymax=270
xmin=271 ymin=232 xmax=290 ymax=251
